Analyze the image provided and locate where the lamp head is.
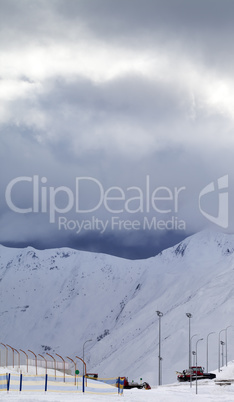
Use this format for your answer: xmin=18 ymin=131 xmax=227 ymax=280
xmin=156 ymin=310 xmax=163 ymax=317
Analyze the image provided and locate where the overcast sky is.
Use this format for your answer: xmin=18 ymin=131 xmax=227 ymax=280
xmin=1 ymin=0 xmax=234 ymax=259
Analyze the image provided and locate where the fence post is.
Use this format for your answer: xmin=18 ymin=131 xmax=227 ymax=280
xmin=7 ymin=373 xmax=10 ymax=392
xmin=45 ymin=374 xmax=48 ymax=392
xmin=82 ymin=375 xmax=85 ymax=393
xmin=19 ymin=373 xmax=23 ymax=391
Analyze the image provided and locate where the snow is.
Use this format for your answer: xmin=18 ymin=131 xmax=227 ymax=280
xmin=1 ymin=230 xmax=234 ymax=388
xmin=1 ymin=363 xmax=234 ymax=401
xmin=1 ymin=386 xmax=234 ymax=402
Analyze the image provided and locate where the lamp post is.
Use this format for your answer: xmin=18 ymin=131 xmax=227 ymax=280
xmin=206 ymin=332 xmax=215 ymax=372
xmin=190 ymin=334 xmax=198 ymax=365
xmin=156 ymin=310 xmax=163 ymax=386
xmin=195 ymin=338 xmax=203 ymax=395
xmin=220 ymin=341 xmax=225 ymax=367
xmin=225 ymin=326 xmax=231 ymax=366
xmin=218 ymin=329 xmax=225 ymax=372
xmin=186 ymin=313 xmax=192 ymax=368
xmin=189 ymin=334 xmax=198 ymax=388
xmin=192 ymin=351 xmax=196 ymax=366
xmin=82 ymin=339 xmax=92 ymax=377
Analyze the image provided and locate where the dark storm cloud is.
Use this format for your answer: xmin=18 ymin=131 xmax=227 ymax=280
xmin=1 ymin=227 xmax=188 ymax=260
xmin=50 ymin=0 xmax=234 ymax=71
xmin=35 ymin=73 xmax=187 ymax=142
xmin=1 ymin=0 xmax=234 ymax=68
xmin=54 ymin=0 xmax=234 ymax=36
xmin=2 ymin=71 xmax=190 ymax=165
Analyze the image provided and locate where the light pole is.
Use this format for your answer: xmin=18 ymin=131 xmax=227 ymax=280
xmin=190 ymin=334 xmax=198 ymax=365
xmin=186 ymin=313 xmax=192 ymax=368
xmin=206 ymin=332 xmax=215 ymax=372
xmin=156 ymin=310 xmax=163 ymax=386
xmin=220 ymin=341 xmax=225 ymax=367
xmin=218 ymin=329 xmax=225 ymax=372
xmin=190 ymin=334 xmax=198 ymax=388
xmin=82 ymin=339 xmax=92 ymax=377
xmin=225 ymin=326 xmax=231 ymax=366
xmin=195 ymin=338 xmax=203 ymax=395
xmin=192 ymin=351 xmax=196 ymax=366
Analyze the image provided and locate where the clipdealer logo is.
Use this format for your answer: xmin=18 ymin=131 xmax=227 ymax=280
xmin=4 ymin=175 xmax=186 ymax=231
xmin=4 ymin=174 xmax=229 ymax=232
xmin=198 ymin=175 xmax=229 ymax=229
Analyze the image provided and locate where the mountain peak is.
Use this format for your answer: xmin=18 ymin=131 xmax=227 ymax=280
xmin=1 ymin=230 xmax=234 ymax=385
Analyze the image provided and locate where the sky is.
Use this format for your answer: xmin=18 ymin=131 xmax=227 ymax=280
xmin=1 ymin=0 xmax=234 ymax=259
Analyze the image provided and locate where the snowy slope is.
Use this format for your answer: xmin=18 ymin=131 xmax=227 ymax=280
xmin=0 ymin=230 xmax=234 ymax=385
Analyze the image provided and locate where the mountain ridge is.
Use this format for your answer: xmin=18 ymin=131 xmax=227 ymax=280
xmin=0 ymin=230 xmax=234 ymax=385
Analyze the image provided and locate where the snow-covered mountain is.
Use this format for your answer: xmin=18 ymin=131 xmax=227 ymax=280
xmin=1 ymin=230 xmax=234 ymax=385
